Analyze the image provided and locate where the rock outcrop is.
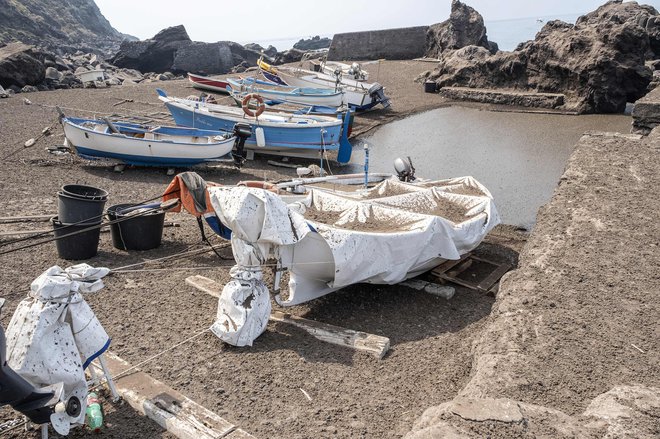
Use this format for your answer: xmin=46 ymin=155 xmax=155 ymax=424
xmin=110 ymin=25 xmax=264 ymax=74
xmin=426 ymin=0 xmax=498 ymax=58
xmin=110 ymin=25 xmax=193 ymax=73
xmin=0 ymin=43 xmax=47 ymax=88
xmin=426 ymin=0 xmax=659 ymax=113
xmin=293 ymin=36 xmax=332 ymax=51
xmin=0 ymin=0 xmax=130 ymax=55
xmin=407 ymin=127 xmax=660 ymax=437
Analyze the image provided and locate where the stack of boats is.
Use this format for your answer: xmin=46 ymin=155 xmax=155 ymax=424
xmin=61 ymin=56 xmax=391 ymax=168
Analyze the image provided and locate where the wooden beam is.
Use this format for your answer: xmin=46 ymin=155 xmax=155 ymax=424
xmin=103 ymin=353 xmax=254 ymax=439
xmin=0 ymin=214 xmax=55 ymax=223
xmin=186 ymin=275 xmax=390 ymax=359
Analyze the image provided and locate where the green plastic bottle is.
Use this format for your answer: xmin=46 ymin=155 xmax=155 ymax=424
xmin=85 ymin=392 xmax=104 ymax=432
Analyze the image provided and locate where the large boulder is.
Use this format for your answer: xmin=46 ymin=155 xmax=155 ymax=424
xmin=110 ymin=25 xmax=192 ymax=73
xmin=293 ymin=36 xmax=332 ymax=51
xmin=171 ymin=42 xmax=235 ymax=74
xmin=111 ymin=25 xmax=265 ymax=74
xmin=0 ymin=43 xmax=46 ymax=88
xmin=0 ymin=0 xmax=128 ymax=55
xmin=426 ymin=0 xmax=498 ymax=58
xmin=428 ymin=0 xmax=658 ymax=113
xmin=244 ymin=43 xmax=278 ymax=59
xmin=273 ymin=48 xmax=306 ymax=65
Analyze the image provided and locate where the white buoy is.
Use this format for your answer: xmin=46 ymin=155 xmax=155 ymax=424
xmin=255 ymin=127 xmax=266 ymax=147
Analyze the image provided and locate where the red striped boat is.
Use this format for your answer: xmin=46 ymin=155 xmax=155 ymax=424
xmin=188 ymin=72 xmax=230 ymax=94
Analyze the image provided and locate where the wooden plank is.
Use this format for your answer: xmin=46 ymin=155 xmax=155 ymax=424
xmin=103 ymin=353 xmax=254 ymax=439
xmin=476 ymin=262 xmax=512 ymax=292
xmin=186 ymin=275 xmax=221 ymax=298
xmin=270 ymin=311 xmax=390 ymax=360
xmin=0 ymin=214 xmax=55 ymax=223
xmin=186 ymin=275 xmax=390 ymax=359
xmin=430 ymin=254 xmax=470 ymax=276
xmin=434 ymin=272 xmax=481 ymax=290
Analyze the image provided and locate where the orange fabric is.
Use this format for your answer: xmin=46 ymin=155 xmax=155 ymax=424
xmin=162 ymin=174 xmax=219 ymax=216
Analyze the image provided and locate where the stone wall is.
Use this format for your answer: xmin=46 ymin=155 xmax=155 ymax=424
xmin=632 ymin=85 xmax=660 ymax=135
xmin=327 ymin=26 xmax=428 ymax=61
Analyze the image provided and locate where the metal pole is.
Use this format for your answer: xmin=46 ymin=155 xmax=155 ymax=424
xmin=363 ymin=143 xmax=369 ymax=189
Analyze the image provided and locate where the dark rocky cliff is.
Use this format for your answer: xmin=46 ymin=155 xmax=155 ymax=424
xmin=0 ymin=0 xmax=128 ymax=54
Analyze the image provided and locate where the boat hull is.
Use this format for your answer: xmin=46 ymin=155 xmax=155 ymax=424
xmin=227 ymin=78 xmax=344 ymax=107
xmin=62 ymin=118 xmax=236 ymax=167
xmin=188 ymin=73 xmax=230 ymax=94
xmin=161 ymin=97 xmax=353 ymax=162
xmin=262 ymin=70 xmax=382 ymax=111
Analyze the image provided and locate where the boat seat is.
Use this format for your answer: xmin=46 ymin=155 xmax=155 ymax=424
xmin=93 ymin=124 xmax=107 ymax=133
xmin=144 ymin=132 xmax=155 ymax=140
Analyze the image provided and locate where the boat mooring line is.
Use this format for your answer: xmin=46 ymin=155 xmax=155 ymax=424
xmin=0 ymin=188 xmax=181 ymax=249
xmin=110 ymin=243 xmax=231 ymax=272
xmin=89 ymin=327 xmax=211 ymax=392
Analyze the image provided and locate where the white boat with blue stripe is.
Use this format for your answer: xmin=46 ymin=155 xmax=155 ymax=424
xmin=61 ymin=117 xmax=237 ymax=167
xmin=157 ymin=89 xmax=353 ymax=163
xmin=227 ymin=77 xmax=345 ymax=107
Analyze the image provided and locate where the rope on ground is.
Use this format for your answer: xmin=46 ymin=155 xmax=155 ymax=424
xmin=110 ymin=243 xmax=231 ymax=273
xmin=90 ymin=327 xmax=211 ymax=392
xmin=1 ymin=117 xmax=60 ymax=161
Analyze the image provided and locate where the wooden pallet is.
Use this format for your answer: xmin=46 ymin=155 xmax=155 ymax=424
xmin=431 ymin=253 xmax=511 ymax=295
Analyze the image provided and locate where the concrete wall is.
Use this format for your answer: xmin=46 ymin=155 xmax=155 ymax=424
xmin=328 ymin=26 xmax=428 ymax=61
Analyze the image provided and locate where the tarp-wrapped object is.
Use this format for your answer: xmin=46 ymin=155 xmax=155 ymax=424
xmin=4 ymin=264 xmax=111 ymax=430
xmin=207 ymin=187 xmax=310 ymax=345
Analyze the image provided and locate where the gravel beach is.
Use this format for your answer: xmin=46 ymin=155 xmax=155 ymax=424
xmin=0 ymin=59 xmax=530 ymax=438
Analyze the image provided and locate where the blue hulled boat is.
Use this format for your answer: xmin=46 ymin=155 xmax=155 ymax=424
xmin=157 ymin=89 xmax=353 ymax=163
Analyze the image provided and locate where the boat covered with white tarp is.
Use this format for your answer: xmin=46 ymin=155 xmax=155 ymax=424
xmin=203 ymin=176 xmax=499 ymax=345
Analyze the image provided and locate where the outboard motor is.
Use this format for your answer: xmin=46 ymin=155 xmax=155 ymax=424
xmin=394 ymin=156 xmax=416 ymax=182
xmin=368 ymin=82 xmax=391 ymax=109
xmin=232 ymin=123 xmax=252 ymax=168
xmin=0 ymin=299 xmax=81 ymax=433
xmin=347 ymin=63 xmax=368 ymax=81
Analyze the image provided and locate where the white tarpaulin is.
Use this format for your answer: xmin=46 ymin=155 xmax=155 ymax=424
xmin=278 ymin=177 xmax=500 ymax=305
xmin=205 ymin=177 xmax=499 ymax=343
xmin=4 ymin=264 xmax=111 ymax=429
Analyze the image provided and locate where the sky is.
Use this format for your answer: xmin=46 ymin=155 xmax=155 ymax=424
xmin=96 ymin=0 xmax=660 ymax=47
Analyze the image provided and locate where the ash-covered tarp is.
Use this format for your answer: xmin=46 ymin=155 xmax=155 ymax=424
xmin=208 ymin=177 xmax=499 ymax=310
xmin=4 ymin=264 xmax=111 ymax=429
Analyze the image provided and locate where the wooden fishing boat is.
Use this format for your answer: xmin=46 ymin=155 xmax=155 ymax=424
xmin=157 ymin=89 xmax=353 ymax=163
xmin=226 ymin=77 xmax=345 ymax=107
xmin=257 ymin=57 xmax=390 ymax=111
xmin=188 ymin=72 xmax=230 ymax=94
xmin=61 ymin=117 xmax=237 ymax=167
xmin=320 ymin=61 xmax=369 ymax=81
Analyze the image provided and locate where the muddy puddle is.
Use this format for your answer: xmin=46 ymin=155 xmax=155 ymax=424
xmin=346 ymin=106 xmax=631 ymax=228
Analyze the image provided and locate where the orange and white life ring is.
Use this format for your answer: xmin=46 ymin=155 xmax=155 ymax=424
xmin=241 ymin=93 xmax=265 ymax=118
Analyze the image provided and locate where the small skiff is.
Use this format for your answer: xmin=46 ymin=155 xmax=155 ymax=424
xmin=257 ymin=57 xmax=390 ymax=111
xmin=157 ymin=89 xmax=353 ymax=163
xmin=62 ymin=117 xmax=237 ymax=167
xmin=188 ymin=72 xmax=231 ymax=94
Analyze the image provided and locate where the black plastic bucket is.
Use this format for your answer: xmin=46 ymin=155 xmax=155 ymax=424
xmin=107 ymin=204 xmax=165 ymax=251
xmin=424 ymin=81 xmax=437 ymax=93
xmin=61 ymin=184 xmax=109 ymax=200
xmin=58 ymin=191 xmax=108 ymax=225
xmin=51 ymin=216 xmax=101 ymax=260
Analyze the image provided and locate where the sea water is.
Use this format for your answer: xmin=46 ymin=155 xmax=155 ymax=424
xmin=346 ymin=107 xmax=631 ymax=229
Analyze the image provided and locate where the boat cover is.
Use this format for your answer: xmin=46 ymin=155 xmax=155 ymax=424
xmin=206 ymin=177 xmax=499 ymax=344
xmin=4 ymin=264 xmax=111 ymax=429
